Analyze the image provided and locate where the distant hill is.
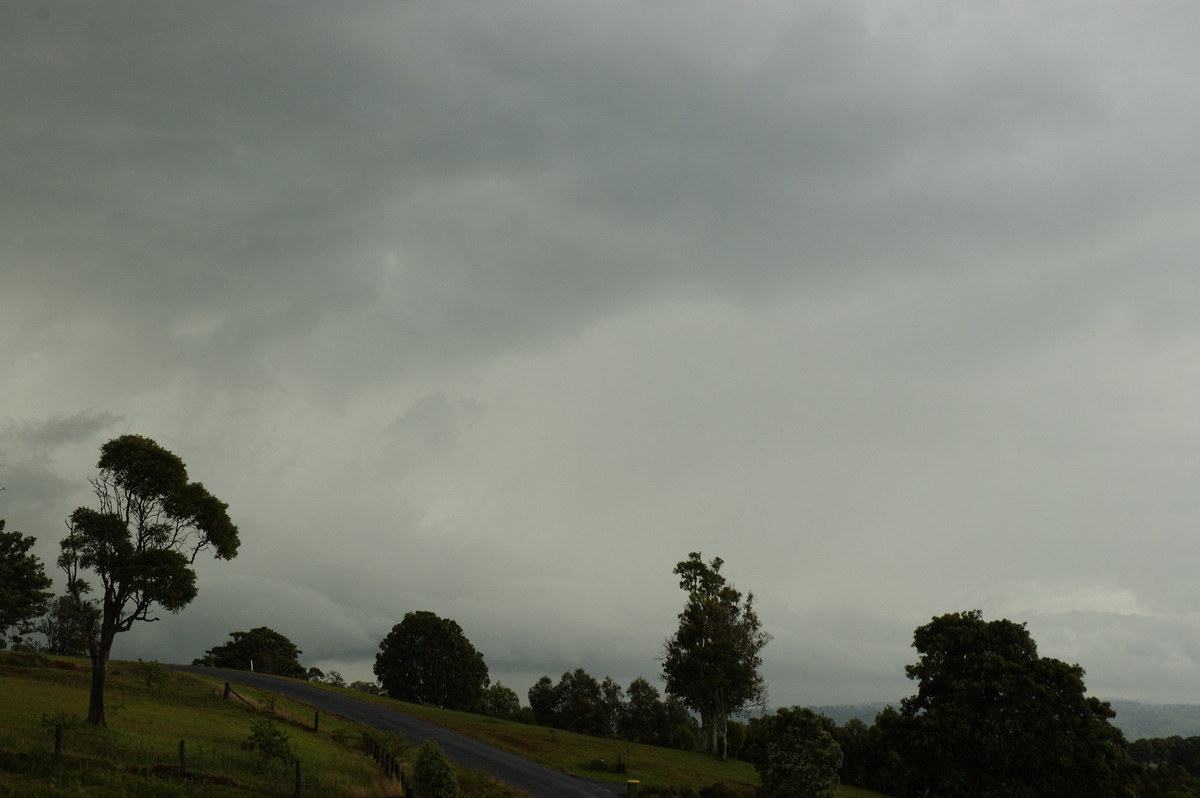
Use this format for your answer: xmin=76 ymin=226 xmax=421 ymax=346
xmin=1106 ymin=701 xmax=1200 ymax=740
xmin=805 ymin=703 xmax=892 ymax=727
xmin=804 ymin=700 xmax=1200 ymax=741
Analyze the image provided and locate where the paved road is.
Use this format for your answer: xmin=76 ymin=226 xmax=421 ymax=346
xmin=172 ymin=666 xmax=620 ymax=797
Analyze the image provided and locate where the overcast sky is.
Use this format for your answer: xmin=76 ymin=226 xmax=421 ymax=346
xmin=5 ymin=1 xmax=1200 ymax=709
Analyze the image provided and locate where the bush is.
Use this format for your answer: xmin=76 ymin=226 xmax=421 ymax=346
xmin=0 ymin=650 xmax=50 ymax=668
xmin=135 ymin=658 xmax=168 ymax=690
xmin=587 ymin=755 xmax=628 ymax=774
xmin=40 ymin=711 xmax=82 ymax=738
xmin=240 ymin=717 xmax=294 ymax=769
xmin=414 ymin=739 xmax=459 ymax=798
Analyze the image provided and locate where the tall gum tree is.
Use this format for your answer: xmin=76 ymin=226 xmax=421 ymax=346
xmin=662 ymin=552 xmax=770 ymax=757
xmin=59 ymin=435 xmax=239 ymax=726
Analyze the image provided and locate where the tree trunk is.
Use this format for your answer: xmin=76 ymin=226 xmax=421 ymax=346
xmin=87 ymin=635 xmax=114 ymax=726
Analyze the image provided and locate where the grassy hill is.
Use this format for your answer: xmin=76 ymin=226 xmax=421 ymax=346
xmin=0 ymin=650 xmax=515 ymax=797
xmin=0 ymin=650 xmax=887 ymax=797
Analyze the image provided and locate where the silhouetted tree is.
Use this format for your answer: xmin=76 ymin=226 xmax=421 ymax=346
xmin=0 ymin=519 xmax=53 ymax=648
xmin=374 ymin=611 xmax=489 ymax=711
xmin=196 ymin=627 xmax=306 ymax=678
xmin=526 ymin=669 xmax=610 ymax=735
xmin=620 ymin=677 xmax=663 ymax=743
xmin=59 ymin=435 xmax=239 ymax=725
xmin=528 ymin=675 xmax=557 ymax=725
xmin=600 ymin=676 xmax=625 ymax=735
xmin=898 ymin=610 xmax=1136 ymax=797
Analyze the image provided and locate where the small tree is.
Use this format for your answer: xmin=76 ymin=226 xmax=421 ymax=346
xmin=600 ymin=676 xmax=625 ymax=735
xmin=58 ymin=434 xmax=240 ymax=726
xmin=0 ymin=519 xmax=54 ymax=648
xmin=374 ymin=611 xmax=489 ymax=711
xmin=528 ymin=675 xmax=557 ymax=725
xmin=241 ymin=717 xmax=295 ymax=769
xmin=413 ymin=739 xmax=459 ymax=798
xmin=620 ymin=677 xmax=662 ymax=743
xmin=484 ymin=682 xmax=521 ymax=719
xmin=195 ymin=627 xmax=306 ymax=678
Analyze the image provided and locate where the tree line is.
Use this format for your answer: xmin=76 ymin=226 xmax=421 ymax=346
xmin=1 ymin=434 xmax=1195 ymax=796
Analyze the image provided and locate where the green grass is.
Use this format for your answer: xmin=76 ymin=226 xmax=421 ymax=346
xmin=0 ymin=651 xmax=523 ymax=797
xmin=293 ymin=683 xmax=889 ymax=797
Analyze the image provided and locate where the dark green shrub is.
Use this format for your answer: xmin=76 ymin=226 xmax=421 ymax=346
xmin=1 ymin=650 xmax=50 ymax=668
xmin=414 ymin=739 xmax=458 ymax=798
xmin=240 ymin=717 xmax=294 ymax=769
xmin=135 ymin=658 xmax=168 ymax=690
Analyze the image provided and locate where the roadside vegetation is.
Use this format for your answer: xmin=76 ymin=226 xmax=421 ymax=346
xmin=301 ymin=679 xmax=886 ymax=798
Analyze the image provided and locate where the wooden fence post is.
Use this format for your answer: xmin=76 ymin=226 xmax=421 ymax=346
xmin=224 ymin=682 xmax=231 ymax=700
xmin=314 ymin=710 xmax=319 ymax=732
xmin=294 ymin=760 xmax=301 ymax=798
xmin=179 ymin=739 xmax=186 ymax=774
xmin=54 ymin=724 xmax=63 ymax=756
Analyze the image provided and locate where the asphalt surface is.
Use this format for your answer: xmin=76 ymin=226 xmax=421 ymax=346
xmin=172 ymin=666 xmax=621 ymax=797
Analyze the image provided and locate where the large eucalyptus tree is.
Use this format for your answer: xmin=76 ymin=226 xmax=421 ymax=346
xmin=60 ymin=435 xmax=239 ymax=725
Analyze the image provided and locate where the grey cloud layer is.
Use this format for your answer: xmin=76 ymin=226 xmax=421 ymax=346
xmin=4 ymin=1 xmax=1200 ymax=705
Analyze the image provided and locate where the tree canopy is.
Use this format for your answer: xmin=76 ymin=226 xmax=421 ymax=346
xmin=526 ymin=668 xmax=611 ymax=736
xmin=0 ymin=519 xmax=53 ymax=648
xmin=483 ymin=682 xmax=522 ymax=720
xmin=373 ymin=611 xmax=489 ymax=711
xmin=34 ymin=592 xmax=98 ymax=657
xmin=196 ymin=627 xmax=307 ymax=678
xmin=662 ymin=552 xmax=770 ymax=756
xmin=895 ymin=609 xmax=1135 ymax=798
xmin=59 ymin=434 xmax=240 ymax=725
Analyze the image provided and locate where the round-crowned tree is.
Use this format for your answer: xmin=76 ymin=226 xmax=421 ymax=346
xmin=196 ymin=627 xmax=306 ymax=678
xmin=896 ymin=610 xmax=1135 ymax=797
xmin=0 ymin=519 xmax=53 ymax=649
xmin=744 ymin=707 xmax=843 ymax=798
xmin=373 ymin=611 xmax=489 ymax=711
